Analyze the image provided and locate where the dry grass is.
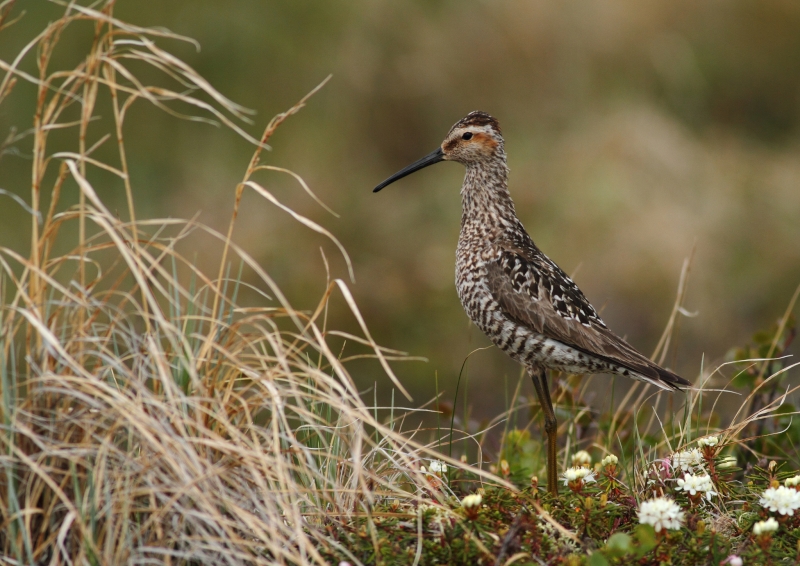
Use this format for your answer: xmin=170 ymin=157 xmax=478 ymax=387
xmin=0 ymin=2 xmax=505 ymax=563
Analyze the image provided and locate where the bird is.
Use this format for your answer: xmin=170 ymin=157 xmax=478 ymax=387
xmin=373 ymin=111 xmax=691 ymax=495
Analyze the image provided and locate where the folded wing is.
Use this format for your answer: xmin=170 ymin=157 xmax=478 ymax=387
xmin=486 ymin=243 xmax=690 ymax=390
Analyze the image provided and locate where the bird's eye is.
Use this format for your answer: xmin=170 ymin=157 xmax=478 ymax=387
xmin=462 ymin=132 xmax=473 ymax=140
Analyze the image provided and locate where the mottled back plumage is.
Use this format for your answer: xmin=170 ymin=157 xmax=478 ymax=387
xmin=442 ymin=111 xmax=689 ymax=390
xmin=373 ymin=110 xmax=690 ymax=493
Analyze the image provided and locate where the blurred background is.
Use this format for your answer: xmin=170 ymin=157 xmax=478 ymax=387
xmin=1 ymin=1 xmax=799 ymax=418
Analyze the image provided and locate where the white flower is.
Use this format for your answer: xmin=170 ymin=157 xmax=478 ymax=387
xmin=428 ymin=460 xmax=447 ymax=475
xmin=785 ymin=475 xmax=800 ymax=488
xmin=752 ymin=517 xmax=779 ymax=535
xmin=637 ymin=497 xmax=685 ymax=532
xmin=672 ymin=448 xmax=705 ymax=472
xmin=561 ymin=466 xmax=596 ymax=485
xmin=571 ymin=450 xmax=592 ymax=467
xmin=461 ymin=493 xmax=482 ymax=509
xmin=676 ymin=473 xmax=717 ymax=501
xmin=697 ymin=436 xmax=719 ymax=448
xmin=760 ymin=486 xmax=800 ymax=516
xmin=601 ymin=454 xmax=618 ymax=467
xmin=727 ymin=556 xmax=743 ymax=566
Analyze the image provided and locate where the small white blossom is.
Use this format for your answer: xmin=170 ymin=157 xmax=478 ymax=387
xmin=601 ymin=454 xmax=618 ymax=467
xmin=760 ymin=486 xmax=800 ymax=516
xmin=752 ymin=517 xmax=779 ymax=535
xmin=637 ymin=497 xmax=685 ymax=532
xmin=461 ymin=493 xmax=482 ymax=513
xmin=561 ymin=466 xmax=596 ymax=486
xmin=672 ymin=448 xmax=705 ymax=472
xmin=697 ymin=436 xmax=719 ymax=448
xmin=428 ymin=460 xmax=447 ymax=475
xmin=676 ymin=473 xmax=717 ymax=501
xmin=785 ymin=475 xmax=800 ymax=488
xmin=727 ymin=556 xmax=743 ymax=566
xmin=571 ymin=450 xmax=592 ymax=467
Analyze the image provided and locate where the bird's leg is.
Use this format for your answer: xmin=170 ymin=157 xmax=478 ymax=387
xmin=530 ymin=367 xmax=559 ymax=496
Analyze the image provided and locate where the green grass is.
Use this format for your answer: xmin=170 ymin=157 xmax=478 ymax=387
xmin=1 ymin=2 xmax=799 ymax=565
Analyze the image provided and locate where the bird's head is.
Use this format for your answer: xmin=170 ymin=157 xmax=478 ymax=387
xmin=373 ymin=111 xmax=503 ymax=193
xmin=441 ymin=111 xmax=504 ymax=164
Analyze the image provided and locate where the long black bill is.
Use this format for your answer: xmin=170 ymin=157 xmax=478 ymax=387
xmin=373 ymin=147 xmax=445 ymax=193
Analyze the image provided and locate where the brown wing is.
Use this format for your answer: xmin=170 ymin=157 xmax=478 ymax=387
xmin=486 ymin=243 xmax=689 ymax=390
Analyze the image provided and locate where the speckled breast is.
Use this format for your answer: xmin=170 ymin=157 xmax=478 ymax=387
xmin=455 ymin=238 xmax=614 ymax=374
xmin=456 ymin=241 xmax=535 ymax=363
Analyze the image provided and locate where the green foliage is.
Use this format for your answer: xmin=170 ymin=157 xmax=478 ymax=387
xmin=589 ymin=527 xmax=657 ymax=566
xmin=318 ymin=446 xmax=800 ymax=565
xmin=317 ymin=313 xmax=800 ymax=564
xmin=500 ymin=429 xmax=542 ymax=484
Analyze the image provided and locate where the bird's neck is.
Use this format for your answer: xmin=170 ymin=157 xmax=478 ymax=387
xmin=460 ymin=156 xmax=520 ymax=237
